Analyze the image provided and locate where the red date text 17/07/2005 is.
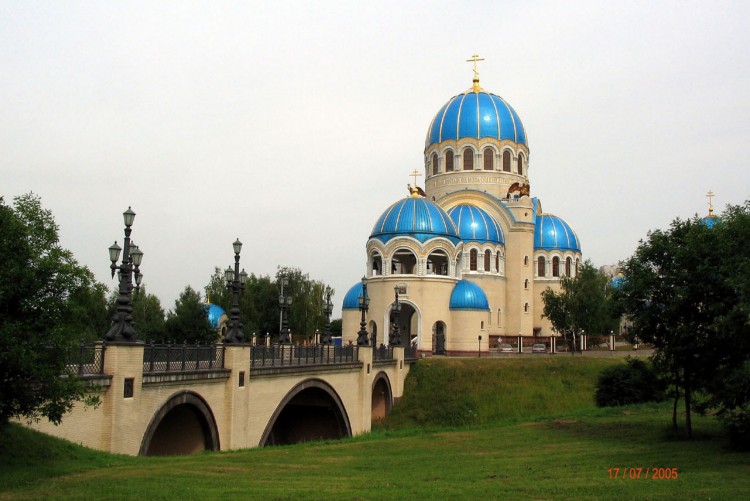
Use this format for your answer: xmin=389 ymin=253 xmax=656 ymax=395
xmin=608 ymin=467 xmax=679 ymax=480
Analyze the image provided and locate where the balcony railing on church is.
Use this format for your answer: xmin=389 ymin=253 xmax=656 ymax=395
xmin=65 ymin=341 xmax=106 ymax=376
xmin=373 ymin=345 xmax=393 ymax=361
xmin=143 ymin=342 xmax=225 ymax=374
xmin=250 ymin=344 xmax=358 ymax=368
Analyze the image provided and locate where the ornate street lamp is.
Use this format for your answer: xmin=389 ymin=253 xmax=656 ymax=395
xmin=105 ymin=207 xmax=143 ymax=342
xmin=356 ymin=276 xmax=370 ymax=346
xmin=279 ymin=276 xmax=292 ymax=344
xmin=223 ymin=238 xmax=247 ymax=343
xmin=320 ymin=285 xmax=333 ymax=345
xmin=390 ymin=286 xmax=402 ymax=346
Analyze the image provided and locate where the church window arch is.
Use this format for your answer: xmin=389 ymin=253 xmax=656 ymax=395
xmin=432 ymin=153 xmax=439 ymax=176
xmin=552 ymin=256 xmax=560 ymax=277
xmin=575 ymin=258 xmax=580 ymax=276
xmin=469 ymin=249 xmax=478 ymax=271
xmin=537 ymin=256 xmax=546 ymax=277
xmin=497 ymin=309 xmax=502 ymax=324
xmin=427 ymin=249 xmax=449 ymax=276
xmin=524 ymin=279 xmax=529 ymax=289
xmin=463 ymin=149 xmax=474 ymax=170
xmin=445 ymin=150 xmax=454 ymax=172
xmin=524 ymin=302 xmax=530 ymax=313
xmin=495 ymin=252 xmax=500 ymax=273
xmin=524 ymin=255 xmax=529 ymax=266
xmin=484 ymin=250 xmax=491 ymax=271
xmin=391 ymin=249 xmax=418 ymax=275
xmin=517 ymin=154 xmax=523 ymax=175
xmin=370 ymin=251 xmax=383 ymax=276
xmin=483 ymin=147 xmax=494 ymax=170
xmin=502 ymin=150 xmax=511 ymax=172
xmin=565 ymin=257 xmax=572 ymax=277
xmin=481 ymin=321 xmax=485 ymax=330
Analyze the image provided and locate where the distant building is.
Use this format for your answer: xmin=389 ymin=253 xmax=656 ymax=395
xmin=342 ymin=63 xmax=582 ymax=355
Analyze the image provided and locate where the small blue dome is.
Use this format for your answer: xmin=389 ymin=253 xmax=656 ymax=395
xmin=448 ymin=204 xmax=505 ymax=245
xmin=611 ymin=275 xmax=626 ymax=289
xmin=342 ymin=282 xmax=364 ymax=310
xmin=449 ymin=280 xmax=490 ymax=310
xmin=702 ymin=215 xmax=719 ymax=228
xmin=534 ymin=214 xmax=581 ymax=252
xmin=371 ymin=196 xmax=460 ymax=244
xmin=204 ymin=304 xmax=226 ymax=328
xmin=426 ymin=89 xmax=527 ymax=148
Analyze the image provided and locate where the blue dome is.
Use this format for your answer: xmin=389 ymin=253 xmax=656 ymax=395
xmin=204 ymin=304 xmax=226 ymax=328
xmin=426 ymin=89 xmax=527 ymax=148
xmin=371 ymin=196 xmax=460 ymax=244
xmin=534 ymin=214 xmax=581 ymax=252
xmin=342 ymin=282 xmax=364 ymax=310
xmin=702 ymin=215 xmax=719 ymax=228
xmin=449 ymin=280 xmax=490 ymax=310
xmin=448 ymin=204 xmax=505 ymax=245
xmin=611 ymin=275 xmax=626 ymax=289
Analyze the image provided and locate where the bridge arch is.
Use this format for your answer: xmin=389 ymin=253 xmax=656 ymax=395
xmin=371 ymin=372 xmax=393 ymax=422
xmin=139 ymin=390 xmax=220 ymax=456
xmin=260 ymin=378 xmax=352 ymax=447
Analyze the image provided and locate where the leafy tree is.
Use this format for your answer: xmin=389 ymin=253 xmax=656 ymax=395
xmin=595 ymin=358 xmax=666 ymax=407
xmin=131 ymin=286 xmax=166 ymax=342
xmin=276 ymin=266 xmax=331 ymax=342
xmin=618 ymin=205 xmax=750 ymax=439
xmin=330 ymin=318 xmax=342 ymax=338
xmin=541 ymin=260 xmax=619 ymax=354
xmin=164 ymin=286 xmax=215 ymax=344
xmin=204 ymin=267 xmax=231 ymax=312
xmin=0 ymin=194 xmax=100 ymax=426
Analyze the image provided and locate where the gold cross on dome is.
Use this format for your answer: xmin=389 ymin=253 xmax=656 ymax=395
xmin=410 ymin=169 xmax=422 ymax=187
xmin=466 ymin=53 xmax=485 ymax=80
xmin=706 ymin=190 xmax=715 ymax=215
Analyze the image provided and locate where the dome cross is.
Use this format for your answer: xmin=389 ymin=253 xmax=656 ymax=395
xmin=706 ymin=190 xmax=715 ymax=216
xmin=466 ymin=53 xmax=485 ymax=92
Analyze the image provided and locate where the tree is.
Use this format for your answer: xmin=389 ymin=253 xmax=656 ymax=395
xmin=164 ymin=286 xmax=215 ymax=344
xmin=617 ymin=206 xmax=750 ymax=439
xmin=0 ymin=194 xmax=100 ymax=426
xmin=541 ymin=260 xmax=619 ymax=355
xmin=131 ymin=286 xmax=166 ymax=342
xmin=276 ymin=267 xmax=331 ymax=342
xmin=330 ymin=318 xmax=342 ymax=338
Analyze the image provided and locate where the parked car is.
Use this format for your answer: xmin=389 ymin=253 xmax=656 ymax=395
xmin=531 ymin=343 xmax=547 ymax=353
xmin=498 ymin=343 xmax=514 ymax=353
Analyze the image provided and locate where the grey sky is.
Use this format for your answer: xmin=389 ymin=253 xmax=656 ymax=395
xmin=3 ymin=1 xmax=749 ymax=317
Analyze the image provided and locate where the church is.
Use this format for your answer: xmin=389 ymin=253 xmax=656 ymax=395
xmin=341 ymin=59 xmax=582 ymax=355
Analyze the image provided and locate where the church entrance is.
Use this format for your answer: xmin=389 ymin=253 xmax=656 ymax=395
xmin=433 ymin=321 xmax=446 ymax=354
xmin=394 ymin=303 xmax=416 ymax=346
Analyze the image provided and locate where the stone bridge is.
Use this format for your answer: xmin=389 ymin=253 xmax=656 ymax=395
xmin=28 ymin=343 xmax=414 ymax=456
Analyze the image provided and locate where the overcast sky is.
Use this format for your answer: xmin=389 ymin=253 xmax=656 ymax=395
xmin=3 ymin=1 xmax=749 ymax=317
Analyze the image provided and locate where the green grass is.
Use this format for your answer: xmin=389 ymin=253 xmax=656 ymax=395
xmin=1 ymin=357 xmax=748 ymax=500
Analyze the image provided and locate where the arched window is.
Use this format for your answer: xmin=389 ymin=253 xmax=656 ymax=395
xmin=565 ymin=257 xmax=572 ymax=277
xmin=470 ymin=249 xmax=478 ymax=271
xmin=552 ymin=257 xmax=560 ymax=277
xmin=524 ymin=302 xmax=529 ymax=313
xmin=497 ymin=309 xmax=502 ymax=324
xmin=481 ymin=321 xmax=485 ymax=330
xmin=432 ymin=153 xmax=438 ymax=176
xmin=445 ymin=151 xmax=454 ymax=172
xmin=463 ymin=149 xmax=473 ymax=170
xmin=538 ymin=256 xmax=546 ymax=277
xmin=495 ymin=252 xmax=500 ymax=273
xmin=503 ymin=151 xmax=511 ymax=172
xmin=524 ymin=279 xmax=529 ymax=289
xmin=524 ymin=255 xmax=529 ymax=266
xmin=484 ymin=250 xmax=491 ymax=271
xmin=575 ymin=258 xmax=580 ymax=275
xmin=483 ymin=147 xmax=494 ymax=170
xmin=517 ymin=155 xmax=523 ymax=175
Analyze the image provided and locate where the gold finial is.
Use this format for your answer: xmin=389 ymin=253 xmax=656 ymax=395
xmin=409 ymin=169 xmax=422 ymax=197
xmin=466 ymin=53 xmax=485 ymax=92
xmin=706 ymin=190 xmax=715 ymax=216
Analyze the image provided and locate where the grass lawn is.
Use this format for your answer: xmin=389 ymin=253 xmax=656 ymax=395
xmin=1 ymin=358 xmax=748 ymax=500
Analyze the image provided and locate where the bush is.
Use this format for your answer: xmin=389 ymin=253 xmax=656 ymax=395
xmin=595 ymin=358 xmax=665 ymax=407
xmin=718 ymin=405 xmax=750 ymax=450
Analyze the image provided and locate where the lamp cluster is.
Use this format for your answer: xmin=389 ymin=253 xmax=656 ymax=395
xmin=224 ymin=239 xmax=247 ymax=343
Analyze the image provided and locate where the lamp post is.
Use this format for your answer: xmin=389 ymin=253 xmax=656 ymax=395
xmin=356 ymin=276 xmax=370 ymax=346
xmin=105 ymin=207 xmax=143 ymax=342
xmin=320 ymin=286 xmax=333 ymax=345
xmin=279 ymin=276 xmax=292 ymax=344
xmin=223 ymin=239 xmax=247 ymax=343
xmin=390 ymin=286 xmax=402 ymax=346
xmin=478 ymin=335 xmax=482 ymax=358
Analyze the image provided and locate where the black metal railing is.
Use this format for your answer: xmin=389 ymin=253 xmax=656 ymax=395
xmin=143 ymin=342 xmax=225 ymax=373
xmin=373 ymin=345 xmax=393 ymax=361
xmin=250 ymin=344 xmax=358 ymax=368
xmin=403 ymin=344 xmax=418 ymax=360
xmin=66 ymin=341 xmax=106 ymax=375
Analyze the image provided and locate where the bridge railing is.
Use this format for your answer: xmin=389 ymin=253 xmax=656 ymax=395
xmin=373 ymin=345 xmax=393 ymax=361
xmin=403 ymin=344 xmax=418 ymax=361
xmin=250 ymin=344 xmax=358 ymax=368
xmin=65 ymin=341 xmax=106 ymax=376
xmin=143 ymin=342 xmax=225 ymax=373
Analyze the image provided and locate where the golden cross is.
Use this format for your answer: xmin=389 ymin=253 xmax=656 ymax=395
xmin=410 ymin=169 xmax=422 ymax=188
xmin=706 ymin=190 xmax=715 ymax=215
xmin=466 ymin=53 xmax=485 ymax=80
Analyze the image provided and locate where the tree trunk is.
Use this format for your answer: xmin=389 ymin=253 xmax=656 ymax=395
xmin=684 ymin=380 xmax=692 ymax=439
xmin=570 ymin=331 xmax=577 ymax=356
xmin=672 ymin=382 xmax=679 ymax=429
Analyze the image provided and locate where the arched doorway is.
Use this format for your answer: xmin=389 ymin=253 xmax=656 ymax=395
xmin=396 ymin=303 xmax=417 ymax=347
xmin=140 ymin=391 xmax=220 ymax=456
xmin=371 ymin=373 xmax=393 ymax=422
xmin=433 ymin=321 xmax=447 ymax=354
xmin=260 ymin=379 xmax=351 ymax=447
xmin=369 ymin=320 xmax=378 ymax=347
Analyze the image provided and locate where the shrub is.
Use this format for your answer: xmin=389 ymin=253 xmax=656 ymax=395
xmin=718 ymin=405 xmax=750 ymax=450
xmin=595 ymin=358 xmax=665 ymax=407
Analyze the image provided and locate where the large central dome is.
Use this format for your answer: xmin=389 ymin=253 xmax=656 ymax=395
xmin=425 ymin=89 xmax=527 ymax=148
